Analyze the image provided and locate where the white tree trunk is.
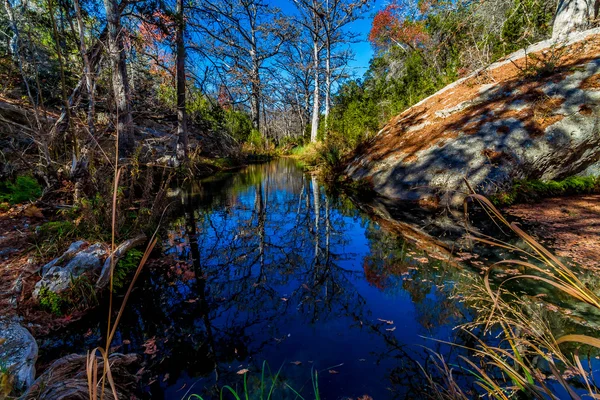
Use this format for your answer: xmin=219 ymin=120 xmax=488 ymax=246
xmin=310 ymin=40 xmax=320 ymax=143
xmin=553 ymin=0 xmax=599 ymax=39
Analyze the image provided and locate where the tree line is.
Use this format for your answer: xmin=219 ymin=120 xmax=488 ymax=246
xmin=0 ymin=0 xmax=371 ymax=165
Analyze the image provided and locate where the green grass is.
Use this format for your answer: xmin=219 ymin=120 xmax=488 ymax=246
xmin=0 ymin=175 xmax=42 ymax=204
xmin=490 ymin=176 xmax=600 ymax=207
xmin=188 ymin=361 xmax=320 ymax=400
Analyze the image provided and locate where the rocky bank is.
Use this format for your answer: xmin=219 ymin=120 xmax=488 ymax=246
xmin=346 ymin=28 xmax=600 ymax=206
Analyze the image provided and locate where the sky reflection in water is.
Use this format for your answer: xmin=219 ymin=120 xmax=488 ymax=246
xmin=132 ymin=158 xmax=469 ymax=399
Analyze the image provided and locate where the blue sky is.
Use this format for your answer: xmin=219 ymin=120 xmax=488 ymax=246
xmin=274 ymin=0 xmax=388 ymax=78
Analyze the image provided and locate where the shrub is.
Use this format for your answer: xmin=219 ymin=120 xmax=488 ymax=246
xmin=247 ymin=129 xmax=265 ymax=149
xmin=113 ymin=248 xmax=144 ymax=291
xmin=0 ymin=176 xmax=42 ymax=204
xmin=491 ymin=176 xmax=600 ymax=206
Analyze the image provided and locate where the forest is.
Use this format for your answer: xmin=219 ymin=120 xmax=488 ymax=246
xmin=1 ymin=0 xmax=600 ymax=398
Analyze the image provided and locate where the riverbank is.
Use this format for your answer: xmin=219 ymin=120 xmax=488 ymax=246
xmin=507 ymin=194 xmax=600 ymax=270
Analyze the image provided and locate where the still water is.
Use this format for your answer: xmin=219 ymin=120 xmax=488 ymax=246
xmin=41 ymin=159 xmax=475 ymax=399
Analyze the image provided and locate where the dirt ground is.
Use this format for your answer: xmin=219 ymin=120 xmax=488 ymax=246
xmin=0 ymin=205 xmax=43 ymax=318
xmin=507 ymin=194 xmax=600 ymax=270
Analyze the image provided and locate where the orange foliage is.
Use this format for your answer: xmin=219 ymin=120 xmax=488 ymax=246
xmin=138 ymin=10 xmax=176 ymax=81
xmin=368 ymin=2 xmax=430 ymax=50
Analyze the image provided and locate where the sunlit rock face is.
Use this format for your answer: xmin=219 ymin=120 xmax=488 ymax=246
xmin=553 ymin=0 xmax=599 ymax=39
xmin=346 ymin=28 xmax=600 ymax=207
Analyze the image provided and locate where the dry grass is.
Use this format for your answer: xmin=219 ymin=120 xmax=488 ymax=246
xmin=422 ymin=194 xmax=600 ymax=399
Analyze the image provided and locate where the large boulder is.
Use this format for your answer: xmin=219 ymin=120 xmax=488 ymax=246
xmin=0 ymin=319 xmax=38 ymax=394
xmin=346 ymin=29 xmax=600 ymax=207
xmin=553 ymin=0 xmax=599 ymax=39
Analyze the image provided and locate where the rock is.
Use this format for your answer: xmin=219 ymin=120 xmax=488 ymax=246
xmin=553 ymin=0 xmax=599 ymax=40
xmin=345 ymin=29 xmax=600 ymax=207
xmin=0 ymin=319 xmax=38 ymax=393
xmin=95 ymin=234 xmax=147 ymax=290
xmin=578 ymin=161 xmax=600 ymax=176
xmin=39 ymin=240 xmax=87 ymax=275
xmin=155 ymin=155 xmax=181 ymax=168
xmin=33 ymin=242 xmax=108 ymax=299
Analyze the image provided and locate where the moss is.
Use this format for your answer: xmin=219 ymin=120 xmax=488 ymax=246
xmin=38 ymin=275 xmax=98 ymax=316
xmin=38 ymin=286 xmax=66 ymax=316
xmin=113 ymin=248 xmax=144 ymax=291
xmin=36 ymin=221 xmax=76 ymax=239
xmin=0 ymin=369 xmax=12 ymax=399
xmin=0 ymin=175 xmax=42 ymax=204
xmin=491 ymin=176 xmax=600 ymax=207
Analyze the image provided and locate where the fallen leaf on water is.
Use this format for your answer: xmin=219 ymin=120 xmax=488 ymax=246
xmin=142 ymin=337 xmax=158 ymax=355
xmin=377 ymin=318 xmax=394 ymax=325
xmin=290 ymin=361 xmax=302 ymax=366
xmin=328 ymin=370 xmax=339 ymax=374
xmin=386 ymin=327 xmax=396 ymax=332
xmin=0 ymin=338 xmax=6 ymax=345
xmin=281 ymin=297 xmax=288 ymax=302
xmin=237 ymin=369 xmax=249 ymax=375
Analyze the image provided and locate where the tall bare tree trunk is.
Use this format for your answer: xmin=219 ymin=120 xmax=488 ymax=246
xmin=3 ymin=0 xmax=40 ymax=127
xmin=48 ymin=0 xmax=77 ymax=156
xmin=324 ymin=37 xmax=331 ymax=139
xmin=73 ymin=0 xmax=95 ymax=137
xmin=103 ymin=0 xmax=134 ymax=157
xmin=310 ymin=38 xmax=320 ymax=143
xmin=176 ymin=0 xmax=188 ymax=160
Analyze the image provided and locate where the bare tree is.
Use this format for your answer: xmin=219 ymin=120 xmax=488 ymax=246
xmin=176 ymin=0 xmax=188 ymax=160
xmin=293 ymin=0 xmax=325 ymax=143
xmin=73 ymin=0 xmax=96 ymax=137
xmin=321 ymin=0 xmax=370 ymax=135
xmin=103 ymin=0 xmax=134 ymax=156
xmin=190 ymin=0 xmax=290 ymax=133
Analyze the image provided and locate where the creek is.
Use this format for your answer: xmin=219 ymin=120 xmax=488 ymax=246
xmin=38 ymin=159 xmax=484 ymax=398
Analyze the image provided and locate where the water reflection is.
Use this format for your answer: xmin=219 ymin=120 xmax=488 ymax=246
xmin=39 ymin=159 xmax=475 ymax=399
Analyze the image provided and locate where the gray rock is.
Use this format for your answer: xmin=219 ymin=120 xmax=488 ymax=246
xmin=155 ymin=155 xmax=181 ymax=168
xmin=553 ymin=0 xmax=599 ymax=40
xmin=40 ymin=240 xmax=87 ymax=275
xmin=33 ymin=243 xmax=108 ymax=299
xmin=0 ymin=319 xmax=38 ymax=393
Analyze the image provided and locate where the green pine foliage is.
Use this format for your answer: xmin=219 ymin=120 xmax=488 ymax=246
xmin=329 ymin=0 xmax=556 ymax=149
xmin=0 ymin=176 xmax=42 ymax=204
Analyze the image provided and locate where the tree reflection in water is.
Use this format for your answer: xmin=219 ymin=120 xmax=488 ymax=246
xmin=38 ymin=159 xmax=477 ymax=399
